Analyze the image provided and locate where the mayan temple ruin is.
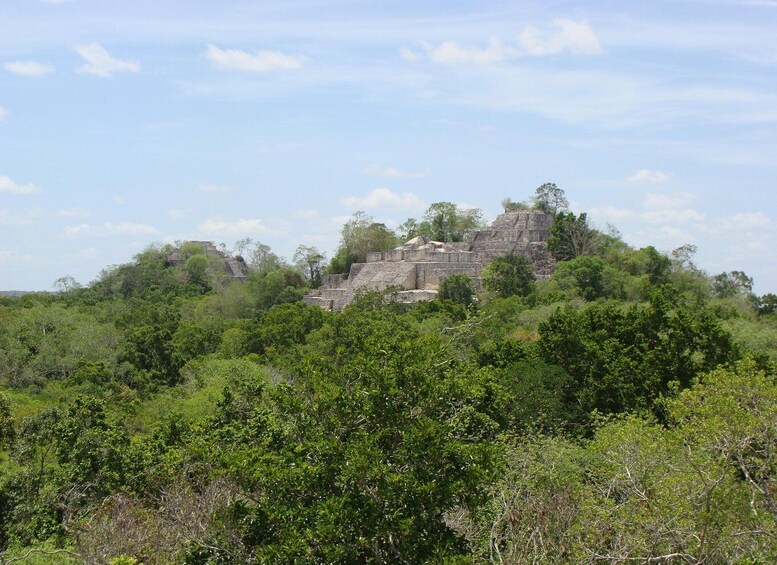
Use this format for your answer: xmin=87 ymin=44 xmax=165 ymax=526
xmin=304 ymin=209 xmax=555 ymax=311
xmin=167 ymin=241 xmax=250 ymax=281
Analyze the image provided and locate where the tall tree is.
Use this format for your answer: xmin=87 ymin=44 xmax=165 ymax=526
xmin=548 ymin=211 xmax=598 ymax=260
xmin=294 ymin=245 xmax=325 ymax=288
xmin=330 ymin=211 xmax=398 ymax=273
xmin=533 ymin=182 xmax=569 ymax=215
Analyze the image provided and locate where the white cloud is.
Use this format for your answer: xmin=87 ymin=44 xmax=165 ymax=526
xmin=643 ymin=192 xmax=699 ymax=210
xmin=63 ymin=247 xmax=100 ymax=263
xmin=206 ymin=44 xmax=305 ymax=72
xmin=364 ymin=165 xmax=429 ymax=178
xmin=726 ymin=211 xmax=772 ymax=228
xmin=64 ymin=221 xmax=159 ymax=237
xmin=588 ymin=205 xmax=636 ymax=222
xmin=0 ymin=209 xmax=32 ymax=226
xmin=0 ymin=249 xmax=33 ymax=264
xmin=4 ymin=60 xmax=54 ymax=77
xmin=628 ymin=169 xmax=670 ymax=183
xmin=641 ymin=209 xmax=706 ymax=224
xmin=75 ymin=43 xmax=140 ymax=77
xmin=0 ymin=106 xmax=5 ymax=120
xmin=167 ymin=208 xmax=190 ymax=218
xmin=0 ymin=175 xmax=40 ymax=194
xmin=27 ymin=207 xmax=88 ymax=219
xmin=198 ymin=218 xmax=272 ymax=236
xmin=1 ymin=207 xmax=87 ymax=225
xmin=398 ymin=47 xmax=420 ymax=62
xmin=340 ymin=187 xmax=426 ymax=212
xmin=408 ymin=20 xmax=602 ymax=66
xmin=196 ymin=184 xmax=235 ymax=193
xmin=425 ymin=37 xmax=517 ymax=65
xmin=113 ymin=196 xmax=126 ymax=205
xmin=294 ymin=209 xmax=320 ymax=219
xmin=438 ymin=120 xmax=496 ymax=133
xmin=519 ymin=19 xmax=603 ymax=56
xmin=55 ymin=207 xmax=88 ymax=217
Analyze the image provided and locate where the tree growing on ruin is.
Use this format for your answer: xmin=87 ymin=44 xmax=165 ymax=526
xmin=402 ymin=202 xmax=486 ymax=243
xmin=533 ymin=182 xmax=569 ymax=215
xmin=330 ymin=211 xmax=399 ymax=273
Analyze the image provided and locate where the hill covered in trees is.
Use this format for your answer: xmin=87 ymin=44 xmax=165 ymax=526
xmin=1 ymin=187 xmax=777 ymax=563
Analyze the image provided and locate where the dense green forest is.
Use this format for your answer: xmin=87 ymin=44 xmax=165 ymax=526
xmin=2 ymin=190 xmax=777 ymax=564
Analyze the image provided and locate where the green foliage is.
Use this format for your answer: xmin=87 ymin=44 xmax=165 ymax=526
xmin=2 ymin=397 xmax=130 ymax=547
xmin=462 ymin=435 xmax=585 ymax=563
xmin=756 ymin=293 xmax=777 ymax=316
xmin=5 ymin=202 xmax=777 ymax=562
xmin=666 ymin=359 xmax=777 ymax=527
xmin=293 ymin=245 xmax=325 ymax=288
xmin=403 ymin=202 xmax=485 ymax=242
xmin=713 ymin=270 xmax=754 ymax=298
xmin=0 ymin=304 xmax=123 ymax=388
xmin=533 ymin=182 xmax=569 ymax=215
xmin=538 ymin=291 xmax=737 ymax=419
xmin=92 ymin=244 xmax=182 ymax=300
xmin=0 ymin=391 xmax=14 ymax=450
xmin=438 ymin=274 xmax=476 ymax=308
xmin=117 ymin=302 xmax=181 ymax=387
xmin=255 ymin=302 xmax=328 ymax=359
xmin=500 ymin=197 xmax=530 ymax=212
xmin=247 ymin=268 xmax=306 ymax=312
xmin=329 ymin=211 xmax=399 ymax=273
xmin=547 ymin=211 xmax=598 ymax=260
xmin=481 ymin=254 xmax=535 ymax=298
xmin=205 ymin=315 xmax=501 ymax=562
xmin=553 ymin=255 xmax=609 ymax=300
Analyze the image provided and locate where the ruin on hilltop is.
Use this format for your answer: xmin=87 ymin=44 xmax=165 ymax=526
xmin=167 ymin=241 xmax=249 ymax=281
xmin=304 ymin=209 xmax=555 ymax=311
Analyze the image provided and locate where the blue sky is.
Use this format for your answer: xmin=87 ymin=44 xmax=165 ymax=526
xmin=2 ymin=0 xmax=776 ymax=292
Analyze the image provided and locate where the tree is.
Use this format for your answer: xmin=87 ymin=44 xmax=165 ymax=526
xmin=52 ymin=275 xmax=81 ymax=293
xmin=184 ymin=254 xmax=211 ymax=290
xmin=500 ymin=198 xmax=529 ymax=213
xmin=538 ymin=292 xmax=737 ymax=419
xmin=402 ymin=202 xmax=486 ymax=243
xmin=234 ymin=239 xmax=283 ymax=275
xmin=667 ymin=359 xmax=777 ymax=524
xmin=533 ymin=182 xmax=569 ymax=215
xmin=755 ymin=293 xmax=777 ymax=316
xmin=712 ymin=270 xmax=754 ymax=298
xmin=438 ymin=274 xmax=476 ymax=307
xmin=671 ymin=243 xmax=698 ymax=272
xmin=204 ymin=312 xmax=500 ymax=563
xmin=397 ymin=217 xmax=420 ymax=241
xmin=481 ymin=254 xmax=535 ymax=298
xmin=0 ymin=391 xmax=14 ymax=450
xmin=552 ymin=255 xmax=608 ymax=300
xmin=640 ymin=246 xmax=672 ymax=286
xmin=330 ymin=211 xmax=398 ymax=273
xmin=293 ymin=245 xmax=325 ymax=288
xmin=547 ymin=211 xmax=598 ymax=260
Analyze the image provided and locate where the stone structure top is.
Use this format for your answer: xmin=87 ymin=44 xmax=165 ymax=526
xmin=305 ymin=209 xmax=555 ymax=311
xmin=167 ymin=241 xmax=249 ymax=281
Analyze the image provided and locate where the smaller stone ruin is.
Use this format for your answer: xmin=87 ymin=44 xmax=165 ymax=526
xmin=167 ymin=241 xmax=249 ymax=281
xmin=304 ymin=210 xmax=554 ymax=311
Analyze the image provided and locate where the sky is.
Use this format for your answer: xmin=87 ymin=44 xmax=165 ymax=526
xmin=1 ymin=0 xmax=776 ymax=293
